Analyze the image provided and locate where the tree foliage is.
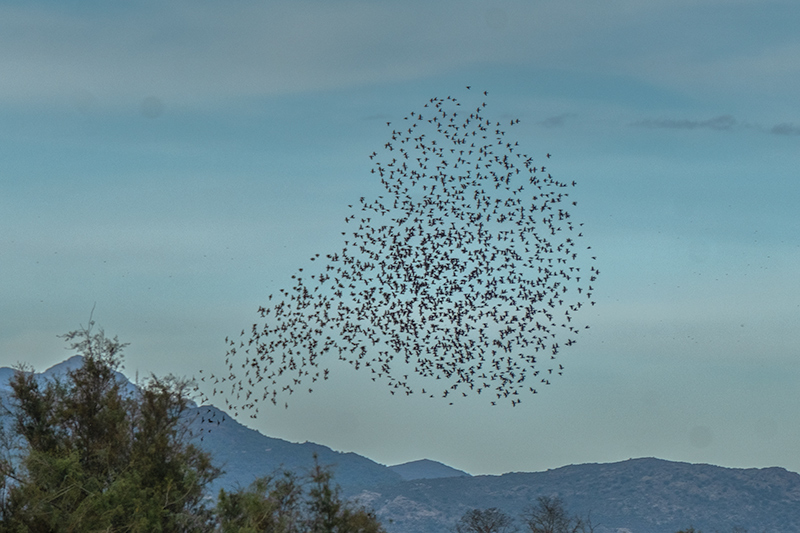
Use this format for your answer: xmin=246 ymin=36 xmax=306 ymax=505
xmin=215 ymin=457 xmax=385 ymax=533
xmin=0 ymin=324 xmax=219 ymax=532
xmin=454 ymin=497 xmax=595 ymax=533
xmin=0 ymin=323 xmax=387 ymax=533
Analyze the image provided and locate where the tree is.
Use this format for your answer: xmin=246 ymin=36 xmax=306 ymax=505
xmin=215 ymin=456 xmax=385 ymax=533
xmin=305 ymin=459 xmax=384 ymax=533
xmin=520 ymin=496 xmax=593 ymax=533
xmin=215 ymin=471 xmax=304 ymax=533
xmin=454 ymin=508 xmax=516 ymax=533
xmin=0 ymin=323 xmax=220 ymax=532
xmin=0 ymin=323 xmax=387 ymax=532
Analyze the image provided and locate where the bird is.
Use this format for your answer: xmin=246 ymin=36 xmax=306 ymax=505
xmin=195 ymin=87 xmax=598 ymax=418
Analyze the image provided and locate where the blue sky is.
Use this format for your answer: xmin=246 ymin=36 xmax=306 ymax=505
xmin=2 ymin=0 xmax=800 ymax=475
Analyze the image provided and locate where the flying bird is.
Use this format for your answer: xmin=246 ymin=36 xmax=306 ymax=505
xmin=197 ymin=89 xmax=598 ymax=416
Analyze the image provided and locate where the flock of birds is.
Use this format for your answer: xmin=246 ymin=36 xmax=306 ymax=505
xmin=197 ymin=89 xmax=598 ymax=417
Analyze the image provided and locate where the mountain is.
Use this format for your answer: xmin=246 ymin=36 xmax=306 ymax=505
xmin=359 ymin=458 xmax=800 ymax=533
xmin=0 ymin=358 xmax=401 ymax=498
xmin=0 ymin=355 xmax=138 ymax=397
xmin=3 ymin=358 xmax=800 ymax=533
xmin=389 ymin=459 xmax=471 ymax=481
xmin=187 ymin=404 xmax=402 ymax=497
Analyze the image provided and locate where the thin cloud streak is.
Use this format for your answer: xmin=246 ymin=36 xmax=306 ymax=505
xmin=631 ymin=115 xmax=738 ymax=131
xmin=770 ymin=123 xmax=800 ymax=136
xmin=631 ymin=115 xmax=800 ymax=136
xmin=539 ymin=113 xmax=577 ymax=128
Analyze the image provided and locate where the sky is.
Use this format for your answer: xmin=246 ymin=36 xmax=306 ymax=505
xmin=2 ymin=0 xmax=800 ymax=476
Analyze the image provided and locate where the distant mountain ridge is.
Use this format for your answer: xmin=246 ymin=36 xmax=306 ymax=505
xmin=359 ymin=458 xmax=800 ymax=533
xmin=389 ymin=459 xmax=471 ymax=481
xmin=186 ymin=404 xmax=403 ymax=497
xmin=2 ymin=358 xmax=800 ymax=533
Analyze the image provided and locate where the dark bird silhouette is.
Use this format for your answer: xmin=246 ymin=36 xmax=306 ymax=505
xmin=196 ymin=88 xmax=598 ymax=418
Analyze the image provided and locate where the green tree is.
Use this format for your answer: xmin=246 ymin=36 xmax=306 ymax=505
xmin=454 ymin=508 xmax=516 ymax=533
xmin=215 ymin=471 xmax=304 ymax=533
xmin=215 ymin=457 xmax=385 ymax=533
xmin=0 ymin=323 xmax=220 ymax=532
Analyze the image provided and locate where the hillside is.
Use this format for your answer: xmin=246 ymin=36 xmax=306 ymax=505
xmin=186 ymin=404 xmax=402 ymax=497
xmin=3 ymin=358 xmax=800 ymax=533
xmin=389 ymin=459 xmax=471 ymax=481
xmin=359 ymin=458 xmax=800 ymax=533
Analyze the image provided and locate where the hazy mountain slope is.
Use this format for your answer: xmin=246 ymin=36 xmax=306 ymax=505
xmin=4 ymin=358 xmax=800 ymax=533
xmin=0 ymin=355 xmax=138 ymax=397
xmin=0 ymin=358 xmax=402 ymax=498
xmin=186 ymin=405 xmax=402 ymax=497
xmin=360 ymin=457 xmax=800 ymax=533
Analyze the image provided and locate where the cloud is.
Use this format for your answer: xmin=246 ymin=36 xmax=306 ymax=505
xmin=631 ymin=115 xmax=738 ymax=131
xmin=1 ymin=0 xmax=798 ymax=124
xmin=539 ymin=113 xmax=576 ymax=128
xmin=362 ymin=114 xmax=393 ymax=122
xmin=631 ymin=115 xmax=800 ymax=136
xmin=770 ymin=123 xmax=800 ymax=135
xmin=0 ymin=1 xmax=544 ymax=106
